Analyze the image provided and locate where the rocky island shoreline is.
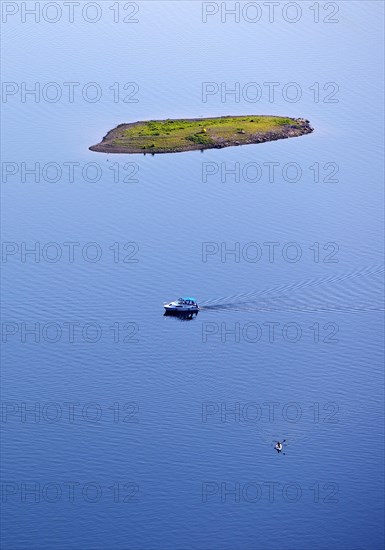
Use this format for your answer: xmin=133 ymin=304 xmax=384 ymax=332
xmin=89 ymin=115 xmax=313 ymax=155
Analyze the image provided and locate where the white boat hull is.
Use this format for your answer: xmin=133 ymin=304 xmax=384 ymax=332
xmin=164 ymin=305 xmax=199 ymax=313
xmin=164 ymin=298 xmax=199 ymax=314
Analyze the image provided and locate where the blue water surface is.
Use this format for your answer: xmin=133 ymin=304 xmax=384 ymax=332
xmin=1 ymin=1 xmax=384 ymax=549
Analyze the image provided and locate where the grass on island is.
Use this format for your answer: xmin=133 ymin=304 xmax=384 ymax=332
xmin=110 ymin=116 xmax=298 ymax=151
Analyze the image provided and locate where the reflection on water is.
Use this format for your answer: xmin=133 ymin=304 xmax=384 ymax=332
xmin=163 ymin=311 xmax=199 ymax=321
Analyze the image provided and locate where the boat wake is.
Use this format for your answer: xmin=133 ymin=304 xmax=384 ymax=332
xmin=199 ymin=265 xmax=384 ymax=314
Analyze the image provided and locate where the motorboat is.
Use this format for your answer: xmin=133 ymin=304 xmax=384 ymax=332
xmin=164 ymin=297 xmax=199 ymax=313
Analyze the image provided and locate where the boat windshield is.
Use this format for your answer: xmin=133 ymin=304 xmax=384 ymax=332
xmin=176 ymin=298 xmax=196 ymax=305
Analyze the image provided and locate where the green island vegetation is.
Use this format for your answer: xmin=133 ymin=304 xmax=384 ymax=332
xmin=89 ymin=115 xmax=313 ymax=154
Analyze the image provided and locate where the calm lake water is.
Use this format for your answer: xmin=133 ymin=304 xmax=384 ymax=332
xmin=1 ymin=2 xmax=384 ymax=549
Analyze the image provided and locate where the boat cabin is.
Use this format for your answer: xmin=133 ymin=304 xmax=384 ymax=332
xmin=177 ymin=297 xmax=197 ymax=306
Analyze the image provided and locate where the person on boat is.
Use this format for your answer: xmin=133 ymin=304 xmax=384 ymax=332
xmin=275 ymin=441 xmax=283 ymax=453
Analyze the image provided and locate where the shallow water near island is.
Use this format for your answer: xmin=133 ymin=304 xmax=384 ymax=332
xmin=1 ymin=2 xmax=384 ymax=549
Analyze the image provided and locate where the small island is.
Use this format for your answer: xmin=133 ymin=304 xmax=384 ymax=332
xmin=89 ymin=115 xmax=313 ymax=154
